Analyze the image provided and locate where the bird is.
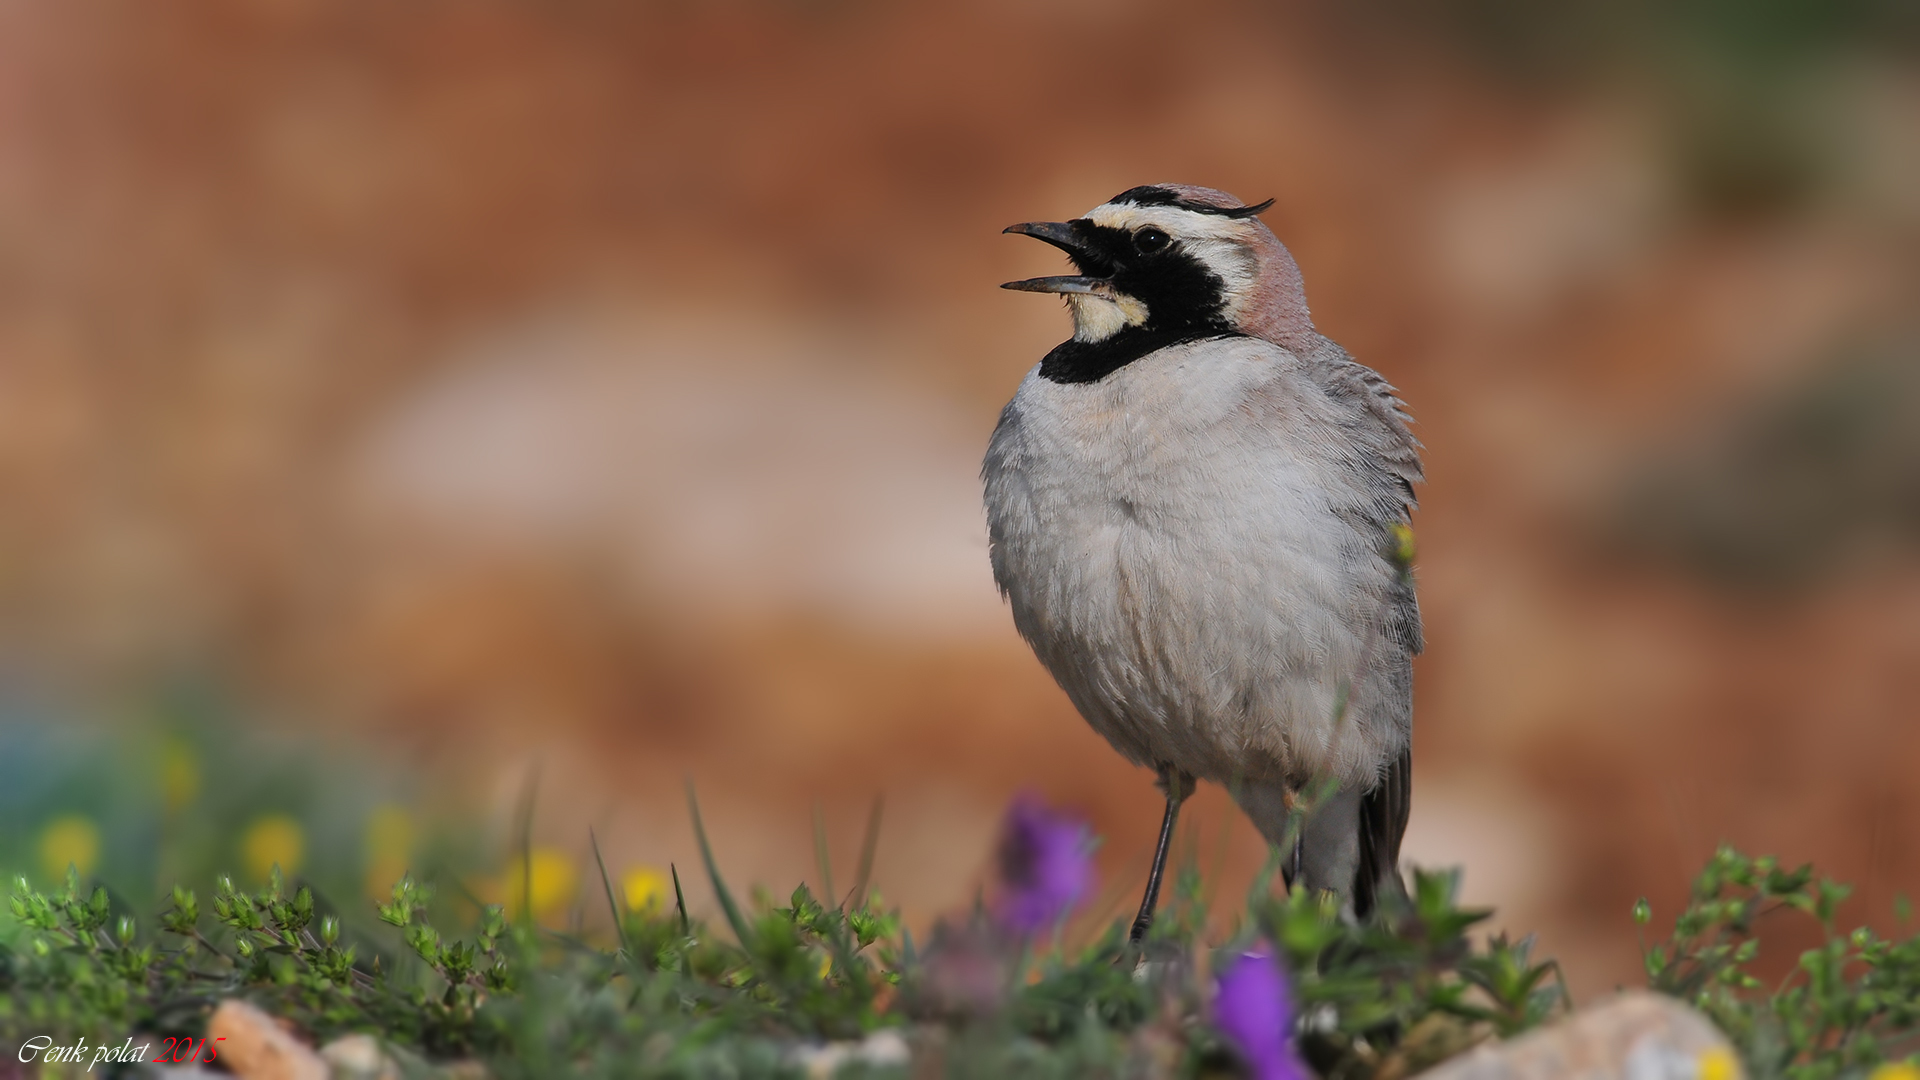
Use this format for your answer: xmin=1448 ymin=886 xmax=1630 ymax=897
xmin=982 ymin=184 xmax=1422 ymax=938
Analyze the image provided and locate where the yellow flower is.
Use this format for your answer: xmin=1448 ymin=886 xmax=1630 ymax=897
xmin=241 ymin=815 xmax=305 ymax=882
xmin=1868 ymin=1063 xmax=1920 ymax=1080
xmin=502 ymin=848 xmax=579 ymax=924
xmin=158 ymin=738 xmax=200 ymax=814
xmin=39 ymin=816 xmax=100 ymax=881
xmin=1697 ymin=1047 xmax=1740 ymax=1080
xmin=1387 ymin=522 xmax=1417 ymax=567
xmin=364 ymin=805 xmax=415 ymax=900
xmin=621 ymin=866 xmax=670 ymax=913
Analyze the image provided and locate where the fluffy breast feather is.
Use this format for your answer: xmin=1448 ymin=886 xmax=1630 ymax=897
xmin=983 ymin=336 xmax=1415 ymax=787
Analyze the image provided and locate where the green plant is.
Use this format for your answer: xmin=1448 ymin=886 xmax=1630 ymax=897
xmin=1638 ymin=845 xmax=1920 ymax=1080
xmin=3 ymin=809 xmax=1572 ymax=1078
xmin=17 ymin=832 xmax=1920 ymax=1079
xmin=1249 ymin=861 xmax=1568 ymax=1079
xmin=57 ymin=782 xmax=1920 ymax=1078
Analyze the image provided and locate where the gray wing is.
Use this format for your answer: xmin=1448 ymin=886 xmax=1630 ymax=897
xmin=1301 ymin=336 xmax=1422 ymax=915
xmin=981 ymin=395 xmax=1031 ymax=602
xmin=1299 ymin=335 xmax=1424 ymax=657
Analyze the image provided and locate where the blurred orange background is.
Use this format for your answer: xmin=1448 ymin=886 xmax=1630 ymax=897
xmin=1 ymin=0 xmax=1917 ymax=996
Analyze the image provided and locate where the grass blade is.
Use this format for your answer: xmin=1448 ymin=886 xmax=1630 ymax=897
xmin=589 ymin=828 xmax=633 ymax=962
xmin=847 ymin=794 xmax=884 ymax=910
xmin=514 ymin=763 xmax=542 ymax=928
xmin=670 ymin=863 xmax=690 ymax=936
xmin=685 ymin=779 xmax=752 ymax=946
xmin=812 ymin=803 xmax=836 ymax=909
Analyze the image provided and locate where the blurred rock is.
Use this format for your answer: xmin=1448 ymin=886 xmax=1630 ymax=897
xmin=318 ymin=1034 xmax=399 ymax=1080
xmin=208 ymin=999 xmax=326 ymax=1080
xmin=788 ymin=1029 xmax=911 ymax=1078
xmin=1611 ymin=343 xmax=1920 ymax=589
xmin=350 ymin=316 xmax=1001 ymax=638
xmin=1418 ymin=991 xmax=1737 ymax=1080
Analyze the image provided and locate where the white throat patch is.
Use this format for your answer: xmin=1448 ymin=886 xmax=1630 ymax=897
xmin=1067 ymin=292 xmax=1150 ymax=343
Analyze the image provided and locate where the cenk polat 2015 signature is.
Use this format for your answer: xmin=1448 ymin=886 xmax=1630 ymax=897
xmin=16 ymin=1034 xmax=226 ymax=1070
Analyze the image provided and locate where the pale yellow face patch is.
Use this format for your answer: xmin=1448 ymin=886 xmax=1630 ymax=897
xmin=1067 ymin=291 xmax=1150 ymax=343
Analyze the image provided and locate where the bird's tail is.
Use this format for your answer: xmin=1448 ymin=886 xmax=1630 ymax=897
xmin=1353 ymin=747 xmax=1411 ymax=918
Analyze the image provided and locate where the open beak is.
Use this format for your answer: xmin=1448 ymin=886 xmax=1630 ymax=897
xmin=1001 ymin=220 xmax=1113 ymax=295
xmin=1000 ymin=275 xmax=1114 ymax=296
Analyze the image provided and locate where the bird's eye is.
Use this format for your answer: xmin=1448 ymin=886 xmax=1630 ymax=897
xmin=1133 ymin=227 xmax=1170 ymax=254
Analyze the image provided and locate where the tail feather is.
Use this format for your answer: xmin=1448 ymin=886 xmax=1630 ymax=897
xmin=1353 ymin=747 xmax=1411 ymax=917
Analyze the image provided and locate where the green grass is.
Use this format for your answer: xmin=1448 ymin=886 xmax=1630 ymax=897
xmin=3 ymin=711 xmax=1919 ymax=1077
xmin=10 ymin=838 xmax=1920 ymax=1079
xmin=2 ymin=805 xmax=1568 ymax=1079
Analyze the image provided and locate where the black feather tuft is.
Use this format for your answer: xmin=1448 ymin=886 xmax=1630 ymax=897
xmin=1109 ymin=187 xmax=1275 ymax=219
xmin=1221 ymin=197 xmax=1277 ymax=219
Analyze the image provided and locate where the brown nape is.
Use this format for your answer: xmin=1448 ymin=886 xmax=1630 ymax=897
xmin=1229 ymin=220 xmax=1315 ymax=351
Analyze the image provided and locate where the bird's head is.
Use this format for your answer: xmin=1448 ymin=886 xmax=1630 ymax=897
xmin=1002 ymin=184 xmax=1313 ymax=351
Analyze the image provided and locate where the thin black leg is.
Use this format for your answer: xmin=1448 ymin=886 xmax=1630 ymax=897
xmin=1129 ymin=769 xmax=1186 ymax=944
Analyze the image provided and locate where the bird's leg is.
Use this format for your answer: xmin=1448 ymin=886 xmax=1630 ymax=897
xmin=1129 ymin=766 xmax=1192 ymax=944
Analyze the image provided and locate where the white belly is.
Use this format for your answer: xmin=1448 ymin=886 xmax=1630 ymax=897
xmin=982 ymin=337 xmax=1403 ymax=787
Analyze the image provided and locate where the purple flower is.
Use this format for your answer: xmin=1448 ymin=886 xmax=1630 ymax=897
xmin=992 ymin=794 xmax=1093 ymax=933
xmin=1214 ymin=947 xmax=1309 ymax=1080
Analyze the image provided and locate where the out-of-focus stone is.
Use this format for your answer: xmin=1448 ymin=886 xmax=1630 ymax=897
xmin=789 ymin=1029 xmax=913 ymax=1078
xmin=207 ymin=1000 xmax=327 ymax=1080
xmin=319 ymin=1034 xmax=401 ymax=1080
xmin=1418 ymin=991 xmax=1740 ymax=1080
